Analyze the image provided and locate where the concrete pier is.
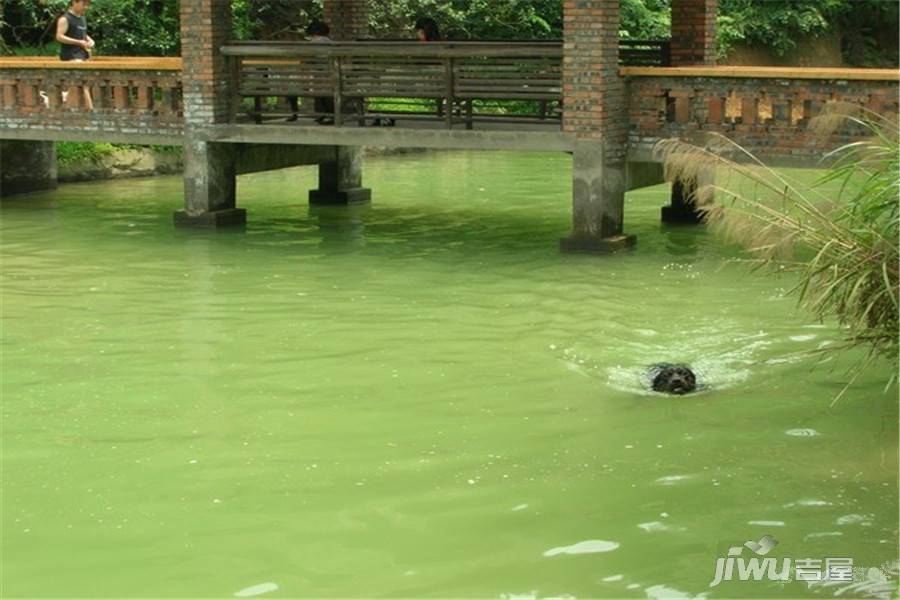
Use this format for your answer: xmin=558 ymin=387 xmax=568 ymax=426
xmin=661 ymin=171 xmax=713 ymax=225
xmin=0 ymin=141 xmax=57 ymax=197
xmin=174 ymin=140 xmax=245 ymax=228
xmin=560 ymin=140 xmax=636 ymax=253
xmin=309 ymin=146 xmax=371 ymax=205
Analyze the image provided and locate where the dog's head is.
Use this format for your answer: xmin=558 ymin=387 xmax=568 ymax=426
xmin=650 ymin=363 xmax=697 ymax=395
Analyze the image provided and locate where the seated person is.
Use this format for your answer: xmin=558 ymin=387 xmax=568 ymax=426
xmin=304 ymin=20 xmax=335 ymax=124
xmin=414 ymin=17 xmax=441 ymax=42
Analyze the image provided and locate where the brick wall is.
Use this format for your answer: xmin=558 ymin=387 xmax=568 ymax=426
xmin=626 ymin=74 xmax=899 ymax=162
xmin=0 ymin=67 xmax=184 ymax=140
xmin=670 ymin=0 xmax=717 ymax=66
xmin=562 ymin=0 xmax=627 ymax=160
xmin=180 ymin=0 xmax=233 ymax=125
xmin=323 ymin=0 xmax=369 ymax=41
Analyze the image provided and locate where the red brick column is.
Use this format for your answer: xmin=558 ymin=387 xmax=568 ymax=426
xmin=561 ymin=0 xmax=634 ymax=252
xmin=180 ymin=0 xmax=233 ymax=124
xmin=176 ymin=0 xmax=244 ymax=227
xmin=323 ymin=0 xmax=370 ymax=41
xmin=670 ymin=0 xmax=717 ymax=66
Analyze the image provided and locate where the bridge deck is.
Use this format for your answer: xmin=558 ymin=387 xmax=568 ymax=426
xmin=1 ymin=50 xmax=897 ymax=160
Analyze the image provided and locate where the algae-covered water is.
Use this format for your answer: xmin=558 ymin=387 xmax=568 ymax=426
xmin=1 ymin=151 xmax=897 ymax=598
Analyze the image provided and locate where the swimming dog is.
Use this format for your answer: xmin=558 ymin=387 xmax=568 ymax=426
xmin=649 ymin=363 xmax=697 ymax=395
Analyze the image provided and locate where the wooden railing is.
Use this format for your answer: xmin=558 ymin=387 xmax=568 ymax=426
xmin=222 ymin=41 xmax=566 ymax=127
xmin=0 ymin=57 xmax=183 ymax=133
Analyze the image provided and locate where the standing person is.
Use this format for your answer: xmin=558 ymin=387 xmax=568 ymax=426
xmin=56 ymin=0 xmax=94 ymax=109
xmin=57 ymin=0 xmax=94 ymax=61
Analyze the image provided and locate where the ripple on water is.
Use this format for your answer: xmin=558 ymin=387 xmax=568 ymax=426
xmin=655 ymin=475 xmax=692 ymax=486
xmin=638 ymin=521 xmax=686 ymax=533
xmin=543 ymin=540 xmax=620 ymax=557
xmin=836 ymin=513 xmax=874 ymax=526
xmin=789 ymin=334 xmax=817 ymax=342
xmin=602 ymin=327 xmax=772 ymax=396
xmin=645 ymin=584 xmax=707 ymax=599
xmin=234 ymin=582 xmax=279 ymax=597
xmin=748 ymin=520 xmax=786 ymax=527
xmin=785 ymin=428 xmax=821 ymax=437
xmin=784 ymin=499 xmax=832 ymax=508
xmin=804 ymin=531 xmax=843 ymax=540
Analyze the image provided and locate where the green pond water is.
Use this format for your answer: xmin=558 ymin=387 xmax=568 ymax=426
xmin=1 ymin=150 xmax=897 ymax=598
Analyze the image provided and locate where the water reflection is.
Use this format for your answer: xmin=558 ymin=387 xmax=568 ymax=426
xmin=309 ymin=203 xmax=369 ymax=250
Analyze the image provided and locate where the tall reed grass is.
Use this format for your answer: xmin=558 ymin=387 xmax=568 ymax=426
xmin=656 ymin=103 xmax=898 ymax=396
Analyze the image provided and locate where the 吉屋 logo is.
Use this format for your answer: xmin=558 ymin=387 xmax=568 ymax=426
xmin=709 ymin=535 xmax=855 ymax=588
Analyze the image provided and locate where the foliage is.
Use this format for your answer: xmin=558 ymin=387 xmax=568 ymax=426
xmin=717 ymin=0 xmax=899 ymax=63
xmin=1 ymin=0 xmax=180 ymax=56
xmin=717 ymin=0 xmax=845 ymax=57
xmin=620 ymin=0 xmax=670 ymax=40
xmin=837 ymin=1 xmax=900 ymax=67
xmin=231 ymin=0 xmax=322 ymax=41
xmin=657 ymin=105 xmax=899 ymax=393
xmin=0 ymin=3 xmax=8 ymax=54
xmin=55 ymin=142 xmax=182 ymax=165
xmin=55 ymin=141 xmax=117 ymax=165
xmin=367 ymin=0 xmax=562 ymax=40
xmin=1 ymin=0 xmax=896 ymax=65
xmin=7 ymin=44 xmax=58 ymax=56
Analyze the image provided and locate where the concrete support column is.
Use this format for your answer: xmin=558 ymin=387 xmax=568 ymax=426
xmin=670 ymin=0 xmax=717 ymax=66
xmin=174 ymin=140 xmax=245 ymax=227
xmin=661 ymin=170 xmax=714 ymax=225
xmin=319 ymin=2 xmax=371 ymax=208
xmin=309 ymin=146 xmax=372 ymax=205
xmin=177 ymin=0 xmax=244 ymax=227
xmin=322 ymin=0 xmax=369 ymax=41
xmin=560 ymin=0 xmax=635 ymax=253
xmin=0 ymin=140 xmax=58 ymax=197
xmin=560 ymin=139 xmax=635 ymax=252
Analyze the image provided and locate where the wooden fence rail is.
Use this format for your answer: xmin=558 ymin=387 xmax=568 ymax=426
xmin=221 ymin=41 xmax=571 ymax=128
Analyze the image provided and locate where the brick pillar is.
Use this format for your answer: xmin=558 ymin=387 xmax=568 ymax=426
xmin=670 ymin=0 xmax=717 ymax=66
xmin=322 ymin=0 xmax=370 ymax=41
xmin=176 ymin=0 xmax=244 ymax=227
xmin=560 ymin=0 xmax=635 ymax=253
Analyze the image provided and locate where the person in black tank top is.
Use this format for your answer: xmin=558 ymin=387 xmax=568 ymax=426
xmin=55 ymin=0 xmax=94 ymax=109
xmin=56 ymin=0 xmax=94 ymax=61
